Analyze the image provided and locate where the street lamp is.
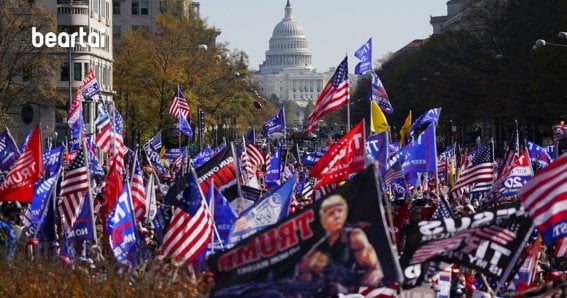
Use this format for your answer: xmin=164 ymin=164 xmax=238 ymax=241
xmin=533 ymin=32 xmax=567 ymax=49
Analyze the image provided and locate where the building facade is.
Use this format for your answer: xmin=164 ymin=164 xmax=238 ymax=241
xmin=254 ymin=1 xmax=333 ymax=126
xmin=7 ymin=0 xmax=114 ymax=144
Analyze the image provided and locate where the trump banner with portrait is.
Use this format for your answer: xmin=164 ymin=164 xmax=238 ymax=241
xmin=207 ymin=164 xmax=402 ymax=297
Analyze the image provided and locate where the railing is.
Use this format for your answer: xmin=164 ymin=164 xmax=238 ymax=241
xmin=57 ymin=0 xmax=89 ymax=5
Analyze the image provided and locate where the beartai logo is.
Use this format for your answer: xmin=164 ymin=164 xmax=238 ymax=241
xmin=31 ymin=27 xmax=107 ymax=48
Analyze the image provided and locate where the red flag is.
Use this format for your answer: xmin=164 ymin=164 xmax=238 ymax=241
xmin=310 ymin=121 xmax=365 ymax=188
xmin=0 ymin=124 xmax=43 ymax=203
xmin=102 ymin=156 xmax=123 ymax=228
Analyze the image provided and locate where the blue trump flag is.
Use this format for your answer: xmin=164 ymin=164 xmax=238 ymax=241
xmin=68 ymin=191 xmax=96 ymax=243
xmin=366 ymin=132 xmax=388 ymax=175
xmin=24 ymin=173 xmax=60 ymax=238
xmin=526 ymin=139 xmax=553 ymax=169
xmin=42 ymin=146 xmax=63 ymax=178
xmin=176 ymin=113 xmax=193 ymax=138
xmin=0 ymin=128 xmax=20 ymax=177
xmin=369 ymin=71 xmax=394 ymax=114
xmin=264 ymin=147 xmax=282 ymax=189
xmin=354 ymin=38 xmax=372 ymax=75
xmin=262 ymin=108 xmax=285 ymax=137
xmin=393 ymin=123 xmax=437 ymax=174
xmin=107 ymin=181 xmax=138 ymax=266
xmin=410 ymin=107 xmax=442 ymax=136
xmin=227 ymin=174 xmax=295 ymax=247
xmin=301 ymin=147 xmax=328 ymax=167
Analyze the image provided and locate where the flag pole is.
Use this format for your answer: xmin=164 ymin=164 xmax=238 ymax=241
xmin=81 ymin=134 xmax=99 ymax=247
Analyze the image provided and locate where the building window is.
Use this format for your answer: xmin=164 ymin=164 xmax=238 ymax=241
xmin=74 ymin=63 xmax=82 ymax=81
xmin=93 ymin=0 xmax=99 ymax=13
xmin=113 ymin=0 xmax=120 ymax=15
xmin=132 ymin=0 xmax=149 ymax=15
xmin=61 ymin=63 xmax=69 ymax=82
xmin=84 ymin=63 xmax=90 ymax=76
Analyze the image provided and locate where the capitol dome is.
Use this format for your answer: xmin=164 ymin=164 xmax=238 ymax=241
xmin=259 ymin=0 xmax=314 ymax=74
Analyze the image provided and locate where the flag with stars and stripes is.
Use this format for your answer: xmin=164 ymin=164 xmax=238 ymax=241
xmin=451 ymin=143 xmax=494 ymax=199
xmin=168 ymin=85 xmax=191 ymax=120
xmin=57 ymin=142 xmax=89 ymax=229
xmin=369 ymin=72 xmax=394 ymax=114
xmin=306 ymin=56 xmax=349 ymax=132
xmin=130 ymin=153 xmax=146 ymax=223
xmin=160 ymin=169 xmax=213 ymax=265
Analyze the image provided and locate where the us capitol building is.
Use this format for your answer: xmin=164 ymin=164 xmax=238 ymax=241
xmin=254 ymin=1 xmax=340 ymax=126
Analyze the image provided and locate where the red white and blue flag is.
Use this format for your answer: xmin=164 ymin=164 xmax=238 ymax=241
xmin=57 ymin=142 xmax=89 ymax=229
xmin=168 ymin=85 xmax=191 ymax=120
xmin=306 ymin=57 xmax=349 ymax=132
xmin=160 ymin=169 xmax=213 ymax=265
xmin=0 ymin=125 xmax=43 ymax=203
xmin=130 ymin=153 xmax=146 ymax=223
xmin=107 ymin=181 xmax=138 ymax=266
xmin=80 ymin=69 xmax=101 ymax=101
xmin=370 ymin=72 xmax=394 ymax=114
xmin=68 ymin=90 xmax=85 ymax=139
xmin=518 ymin=153 xmax=567 ymax=256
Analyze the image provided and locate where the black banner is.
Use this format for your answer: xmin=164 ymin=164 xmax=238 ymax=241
xmin=400 ymin=204 xmax=534 ymax=289
xmin=207 ymin=164 xmax=402 ymax=297
xmin=196 ymin=146 xmax=239 ymax=201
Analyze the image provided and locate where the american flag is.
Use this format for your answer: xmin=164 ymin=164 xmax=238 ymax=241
xmin=112 ymin=110 xmax=128 ymax=174
xmin=384 ymin=162 xmax=404 ymax=185
xmin=168 ymin=85 xmax=191 ymax=119
xmin=130 ymin=154 xmax=146 ymax=223
xmin=518 ymin=153 xmax=567 ymax=256
xmin=306 ymin=57 xmax=349 ymax=132
xmin=430 ymin=195 xmax=454 ymax=220
xmin=159 ymin=170 xmax=213 ymax=265
xmin=57 ymin=145 xmax=89 ymax=229
xmin=95 ymin=104 xmax=112 ymax=154
xmin=451 ymin=143 xmax=494 ymax=198
xmin=246 ymin=143 xmax=265 ymax=166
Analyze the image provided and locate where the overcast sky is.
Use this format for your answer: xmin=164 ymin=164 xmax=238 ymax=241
xmin=200 ymin=0 xmax=448 ymax=71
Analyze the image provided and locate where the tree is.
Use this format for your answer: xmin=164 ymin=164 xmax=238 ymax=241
xmin=0 ymin=1 xmax=63 ymax=127
xmin=284 ymin=100 xmax=296 ymax=125
xmin=113 ymin=9 xmax=274 ymax=145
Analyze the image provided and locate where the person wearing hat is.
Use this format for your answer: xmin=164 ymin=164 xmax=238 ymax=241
xmin=296 ymin=194 xmax=383 ymax=295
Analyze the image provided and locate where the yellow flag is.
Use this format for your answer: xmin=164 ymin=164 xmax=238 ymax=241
xmin=399 ymin=110 xmax=412 ymax=147
xmin=370 ymin=101 xmax=388 ymax=133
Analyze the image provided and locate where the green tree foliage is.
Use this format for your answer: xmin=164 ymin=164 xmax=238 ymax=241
xmin=0 ymin=1 xmax=62 ymax=127
xmin=355 ymin=0 xmax=567 ymax=145
xmin=113 ymin=7 xmax=277 ymax=145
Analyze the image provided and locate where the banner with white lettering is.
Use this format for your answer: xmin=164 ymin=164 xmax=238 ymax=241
xmin=196 ymin=145 xmax=239 ymax=201
xmin=68 ymin=191 xmax=96 ymax=243
xmin=42 ymin=146 xmax=63 ymax=178
xmin=207 ymin=164 xmax=402 ymax=297
xmin=107 ymin=182 xmax=138 ymax=266
xmin=400 ymin=204 xmax=533 ymax=289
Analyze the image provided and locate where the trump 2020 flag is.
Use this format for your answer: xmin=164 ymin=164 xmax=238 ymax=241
xmin=392 ymin=123 xmax=437 ymax=174
xmin=107 ymin=181 xmax=138 ymax=266
xmin=68 ymin=191 xmax=96 ymax=243
xmin=354 ymin=38 xmax=372 ymax=75
xmin=262 ymin=108 xmax=285 ymax=137
xmin=370 ymin=71 xmax=394 ymax=115
xmin=80 ymin=70 xmax=101 ymax=101
xmin=264 ymin=147 xmax=282 ymax=189
xmin=68 ymin=90 xmax=85 ymax=139
xmin=310 ymin=121 xmax=366 ymax=189
xmin=0 ymin=127 xmax=20 ymax=177
xmin=0 ymin=124 xmax=43 ymax=203
xmin=176 ymin=113 xmax=193 ymax=138
xmin=42 ymin=146 xmax=63 ymax=178
xmin=410 ymin=108 xmax=441 ymax=136
xmin=526 ymin=140 xmax=553 ymax=169
xmin=227 ymin=174 xmax=295 ymax=247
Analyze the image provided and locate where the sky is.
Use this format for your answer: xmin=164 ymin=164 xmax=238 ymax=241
xmin=200 ymin=0 xmax=448 ymax=72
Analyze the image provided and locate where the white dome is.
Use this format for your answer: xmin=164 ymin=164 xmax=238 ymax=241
xmin=259 ymin=0 xmax=314 ymax=74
